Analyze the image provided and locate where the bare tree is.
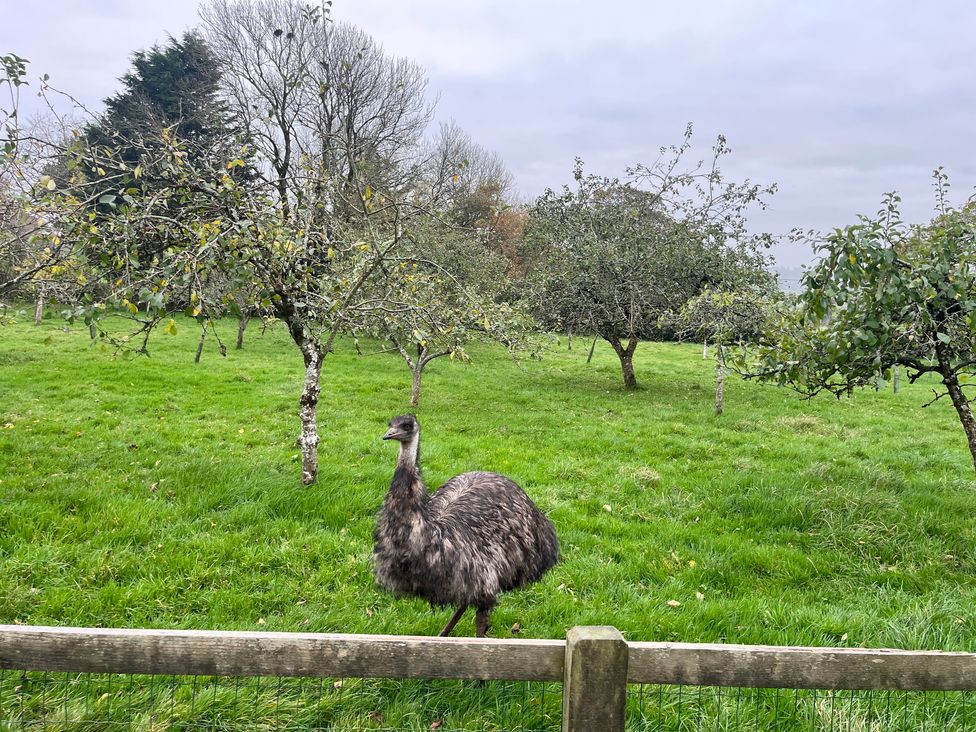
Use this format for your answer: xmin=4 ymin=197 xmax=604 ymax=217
xmin=424 ymin=121 xmax=521 ymax=258
xmin=200 ymin=0 xmax=434 ymax=218
xmin=299 ymin=21 xmax=433 ymax=205
xmin=200 ymin=0 xmax=319 ymax=216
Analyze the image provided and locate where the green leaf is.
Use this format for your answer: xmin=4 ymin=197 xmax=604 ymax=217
xmin=937 ymin=332 xmax=951 ymax=344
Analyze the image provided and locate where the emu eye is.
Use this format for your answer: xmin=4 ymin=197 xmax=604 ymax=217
xmin=402 ymin=422 xmax=413 ymax=431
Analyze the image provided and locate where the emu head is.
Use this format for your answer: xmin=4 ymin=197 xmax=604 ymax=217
xmin=384 ymin=414 xmax=420 ymax=468
xmin=383 ymin=414 xmax=419 ymax=443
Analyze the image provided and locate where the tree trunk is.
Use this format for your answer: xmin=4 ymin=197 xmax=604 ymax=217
xmin=943 ymin=371 xmax=976 ymax=473
xmin=715 ymin=346 xmax=725 ymax=416
xmin=587 ymin=336 xmax=598 ymax=364
xmin=703 ymin=338 xmax=708 ymax=360
xmin=608 ymin=336 xmax=638 ymax=390
xmin=33 ymin=291 xmax=44 ymax=325
xmin=236 ymin=316 xmax=249 ymax=350
xmin=936 ymin=346 xmax=976 ymax=473
xmin=893 ymin=366 xmax=900 ymax=394
xmin=567 ymin=328 xmax=573 ymax=351
xmin=410 ymin=364 xmax=422 ymax=406
xmin=88 ymin=322 xmax=97 ymax=340
xmin=194 ymin=323 xmax=207 ymax=363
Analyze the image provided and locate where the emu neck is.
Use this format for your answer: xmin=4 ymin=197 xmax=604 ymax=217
xmin=397 ymin=432 xmax=421 ymax=471
xmin=386 ymin=433 xmax=428 ymax=530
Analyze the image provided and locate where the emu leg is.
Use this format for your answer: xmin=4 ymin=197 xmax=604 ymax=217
xmin=438 ymin=605 xmax=468 ymax=637
xmin=475 ymin=608 xmax=491 ymax=638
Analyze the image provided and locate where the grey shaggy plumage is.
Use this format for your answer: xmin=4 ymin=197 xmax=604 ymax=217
xmin=373 ymin=414 xmax=559 ymax=636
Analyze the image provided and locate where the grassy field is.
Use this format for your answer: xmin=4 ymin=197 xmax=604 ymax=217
xmin=2 ymin=312 xmax=976 ymax=728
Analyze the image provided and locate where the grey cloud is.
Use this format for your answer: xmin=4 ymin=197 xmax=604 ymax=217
xmin=3 ymin=0 xmax=974 ymax=267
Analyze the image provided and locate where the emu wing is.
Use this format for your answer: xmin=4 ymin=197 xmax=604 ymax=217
xmin=427 ymin=472 xmax=559 ymax=600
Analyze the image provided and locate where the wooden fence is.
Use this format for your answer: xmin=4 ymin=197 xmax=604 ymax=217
xmin=3 ymin=624 xmax=976 ymax=730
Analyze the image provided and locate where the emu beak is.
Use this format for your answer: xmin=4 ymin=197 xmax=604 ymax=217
xmin=382 ymin=429 xmax=396 ymax=440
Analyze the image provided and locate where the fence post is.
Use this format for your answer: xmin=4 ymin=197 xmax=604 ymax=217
xmin=562 ymin=626 xmax=628 ymax=732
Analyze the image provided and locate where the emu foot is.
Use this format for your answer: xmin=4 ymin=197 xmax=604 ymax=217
xmin=475 ymin=608 xmax=491 ymax=638
xmin=438 ymin=605 xmax=468 ymax=637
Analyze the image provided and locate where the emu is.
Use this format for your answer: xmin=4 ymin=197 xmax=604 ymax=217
xmin=373 ymin=414 xmax=559 ymax=637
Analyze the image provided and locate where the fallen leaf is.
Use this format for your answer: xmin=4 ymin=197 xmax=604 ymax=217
xmin=510 ymin=622 xmax=521 ymax=634
xmin=666 ymin=599 xmax=681 ymax=608
xmin=602 ymin=504 xmax=612 ymax=513
xmin=333 ymin=680 xmax=343 ymax=690
xmin=430 ymin=721 xmax=443 ymax=730
xmin=695 ymin=592 xmax=705 ymax=601
xmin=370 ymin=711 xmax=384 ymax=725
xmin=256 ymin=618 xmax=266 ymax=625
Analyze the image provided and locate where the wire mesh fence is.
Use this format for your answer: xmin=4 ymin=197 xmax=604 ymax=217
xmin=628 ymin=683 xmax=976 ymax=731
xmin=0 ymin=669 xmax=563 ymax=731
xmin=9 ymin=672 xmax=976 ymax=731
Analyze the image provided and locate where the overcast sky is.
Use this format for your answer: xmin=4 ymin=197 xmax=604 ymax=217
xmin=3 ymin=0 xmax=974 ymax=269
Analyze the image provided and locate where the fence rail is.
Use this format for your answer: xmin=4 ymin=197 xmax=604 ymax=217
xmin=4 ymin=624 xmax=976 ymax=731
xmin=627 ymin=641 xmax=976 ymax=691
xmin=0 ymin=625 xmax=564 ymax=682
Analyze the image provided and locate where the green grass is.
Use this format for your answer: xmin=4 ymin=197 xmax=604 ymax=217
xmin=2 ymin=311 xmax=976 ymax=729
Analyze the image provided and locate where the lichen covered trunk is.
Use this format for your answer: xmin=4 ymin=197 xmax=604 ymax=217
xmin=33 ymin=292 xmax=44 ymax=325
xmin=298 ymin=345 xmax=323 ymax=485
xmin=715 ymin=346 xmax=725 ymax=416
xmin=280 ymin=296 xmax=324 ymax=485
